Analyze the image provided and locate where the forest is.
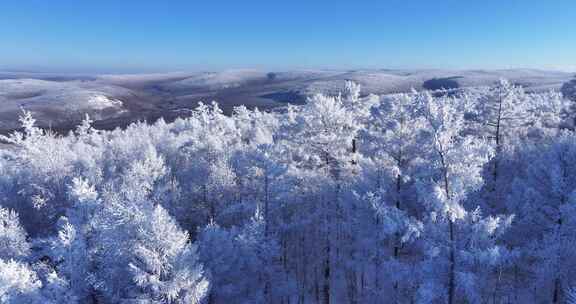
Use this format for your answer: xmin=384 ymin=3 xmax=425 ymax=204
xmin=1 ymin=79 xmax=576 ymax=304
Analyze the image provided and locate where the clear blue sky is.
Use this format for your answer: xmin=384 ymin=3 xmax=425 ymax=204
xmin=1 ymin=0 xmax=574 ymax=72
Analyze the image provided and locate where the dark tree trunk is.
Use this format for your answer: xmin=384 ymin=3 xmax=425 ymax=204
xmin=491 ymin=88 xmax=503 ymax=198
xmin=323 ymin=238 xmax=331 ymax=304
xmin=437 ymin=148 xmax=455 ymax=304
xmin=351 ymin=138 xmax=358 ymax=165
xmin=264 ymin=173 xmax=269 ymax=237
xmin=448 ymin=220 xmax=455 ymax=304
xmin=552 ymin=277 xmax=561 ymax=303
xmin=552 ymin=215 xmax=563 ymax=303
xmin=393 ymin=174 xmax=402 ymax=302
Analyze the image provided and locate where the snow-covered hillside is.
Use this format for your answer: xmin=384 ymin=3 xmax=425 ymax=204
xmin=305 ymin=69 xmax=572 ymax=95
xmin=0 ymin=69 xmax=573 ymax=133
xmin=0 ymin=79 xmax=130 ymax=130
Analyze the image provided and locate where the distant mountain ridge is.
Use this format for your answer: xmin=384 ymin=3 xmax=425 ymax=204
xmin=0 ymin=69 xmax=573 ymax=134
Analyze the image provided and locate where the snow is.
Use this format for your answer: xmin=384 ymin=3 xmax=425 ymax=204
xmin=0 ymin=69 xmax=572 ymax=133
xmin=0 ymin=79 xmax=129 ymax=111
xmin=304 ymin=69 xmax=573 ymax=95
xmin=0 ymin=79 xmax=131 ymax=129
xmin=86 ymin=95 xmax=123 ymax=110
xmin=164 ymin=69 xmax=269 ymax=90
xmin=96 ymin=72 xmax=196 ymax=87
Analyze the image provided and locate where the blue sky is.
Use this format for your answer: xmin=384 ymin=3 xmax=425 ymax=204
xmin=1 ymin=0 xmax=575 ymax=72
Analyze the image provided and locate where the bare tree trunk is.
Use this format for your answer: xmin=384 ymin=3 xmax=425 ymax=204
xmin=553 ymin=158 xmax=567 ymax=304
xmin=203 ymin=184 xmax=216 ymax=223
xmin=361 ymin=269 xmax=365 ymax=294
xmin=323 ymin=237 xmax=331 ymax=304
xmin=448 ymin=220 xmax=455 ymax=304
xmin=264 ymin=173 xmax=269 ymax=236
xmin=552 ymin=278 xmax=561 ymax=303
xmin=552 ymin=215 xmax=563 ymax=303
xmin=514 ymin=263 xmax=519 ymax=304
xmin=90 ymin=292 xmax=99 ymax=304
xmin=323 ymin=196 xmax=331 ymax=304
xmin=374 ymin=258 xmax=381 ymax=294
xmin=351 ymin=138 xmax=357 ymax=165
xmin=346 ymin=270 xmax=358 ymax=304
xmin=393 ymin=173 xmax=402 ymax=303
xmin=491 ymin=88 xmax=503 ymax=201
xmin=438 ymin=149 xmax=455 ymax=304
xmin=315 ymin=266 xmax=321 ymax=304
xmin=492 ymin=266 xmax=502 ymax=304
xmin=263 ymin=172 xmax=271 ymax=303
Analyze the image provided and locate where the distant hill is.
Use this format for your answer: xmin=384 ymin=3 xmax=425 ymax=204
xmin=561 ymin=76 xmax=576 ymax=101
xmin=0 ymin=69 xmax=573 ymax=134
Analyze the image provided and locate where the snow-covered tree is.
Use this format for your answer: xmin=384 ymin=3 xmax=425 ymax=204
xmin=0 ymin=208 xmax=30 ymax=260
xmin=361 ymin=92 xmax=426 ymax=300
xmin=475 ymin=79 xmax=534 ymax=211
xmin=129 ymin=205 xmax=208 ymax=303
xmin=0 ymin=259 xmax=43 ymax=303
xmin=198 ymin=209 xmax=289 ymax=304
xmin=0 ymin=80 xmax=573 ymax=303
xmin=417 ymin=92 xmax=499 ymax=304
xmin=504 ymin=132 xmax=576 ymax=303
xmin=0 ymin=259 xmax=75 ymax=304
xmin=479 ymin=79 xmax=532 ymax=146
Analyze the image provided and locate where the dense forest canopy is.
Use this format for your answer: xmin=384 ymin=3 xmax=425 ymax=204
xmin=1 ymin=79 xmax=576 ymax=303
